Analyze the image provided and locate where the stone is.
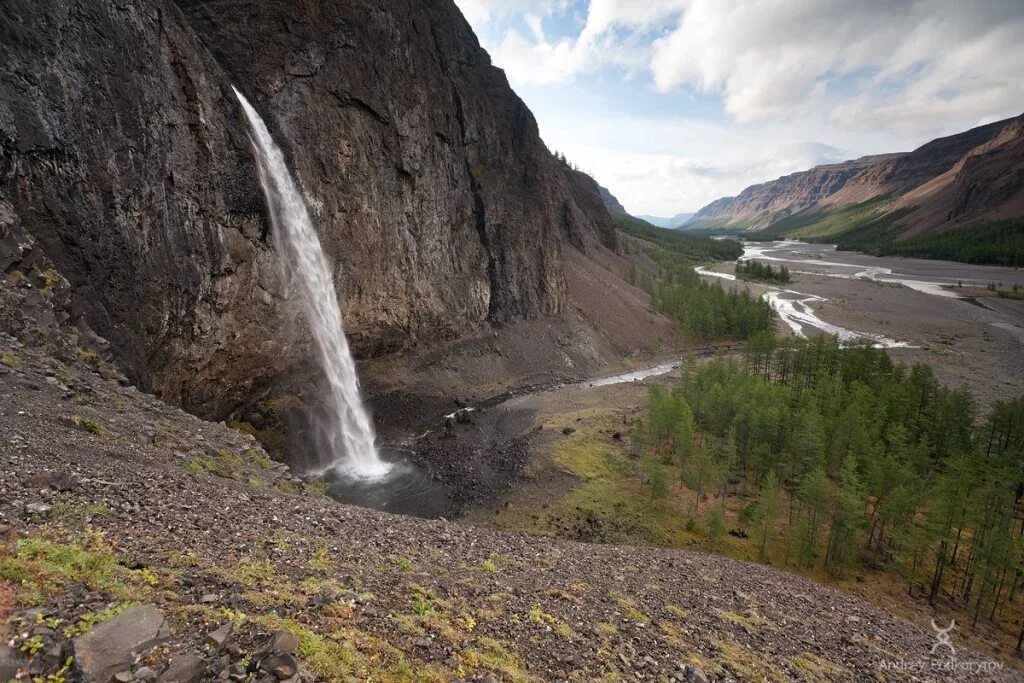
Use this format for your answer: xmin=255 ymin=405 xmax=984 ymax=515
xmin=200 ymin=594 xmax=219 ymax=604
xmin=480 ymin=676 xmax=499 ymax=683
xmin=134 ymin=665 xmax=157 ymax=680
xmin=207 ymin=623 xmax=232 ymax=647
xmin=259 ymin=653 xmax=297 ymax=680
xmin=562 ymin=427 xmax=575 ymax=435
xmin=0 ymin=644 xmax=25 ymax=681
xmin=270 ymin=630 xmax=300 ymax=655
xmin=73 ymin=606 xmax=170 ymax=683
xmin=24 ymin=501 xmax=52 ymax=516
xmin=28 ymin=470 xmax=79 ymax=492
xmin=157 ymin=654 xmax=207 ymax=683
xmin=115 ymin=672 xmax=134 ymax=682
xmin=685 ymin=665 xmax=708 ymax=683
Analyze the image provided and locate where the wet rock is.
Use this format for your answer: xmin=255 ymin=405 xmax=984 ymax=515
xmin=73 ymin=605 xmax=170 ymax=682
xmin=158 ymin=654 xmax=207 ymax=683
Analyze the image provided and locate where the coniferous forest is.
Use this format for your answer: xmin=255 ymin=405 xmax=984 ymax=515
xmin=735 ymin=259 xmax=791 ymax=284
xmin=640 ymin=335 xmax=1024 ymax=646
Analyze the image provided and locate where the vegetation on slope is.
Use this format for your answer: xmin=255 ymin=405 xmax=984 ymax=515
xmin=752 ymin=199 xmax=1024 ymax=266
xmin=874 ymin=219 xmax=1024 ymax=266
xmin=639 ymin=336 xmax=1024 ymax=646
xmin=616 ymin=215 xmax=771 ymax=341
xmin=614 ymin=214 xmax=742 ymax=262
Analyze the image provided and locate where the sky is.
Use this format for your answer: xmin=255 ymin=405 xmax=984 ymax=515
xmin=452 ymin=0 xmax=1024 ymax=217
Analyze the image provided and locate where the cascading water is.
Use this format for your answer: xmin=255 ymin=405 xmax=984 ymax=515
xmin=233 ymin=87 xmax=390 ymax=480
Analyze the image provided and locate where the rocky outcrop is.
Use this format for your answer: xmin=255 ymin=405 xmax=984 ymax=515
xmin=0 ymin=0 xmax=617 ymax=420
xmin=688 ymin=115 xmax=1022 ymax=238
xmin=598 ymin=183 xmax=627 ymax=214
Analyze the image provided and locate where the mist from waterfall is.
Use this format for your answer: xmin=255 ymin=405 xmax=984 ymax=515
xmin=233 ymin=87 xmax=390 ymax=480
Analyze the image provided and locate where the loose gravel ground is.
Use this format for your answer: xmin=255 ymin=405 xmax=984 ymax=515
xmin=1 ymin=281 xmax=1016 ymax=682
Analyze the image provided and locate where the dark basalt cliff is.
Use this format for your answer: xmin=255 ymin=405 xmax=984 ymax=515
xmin=0 ymin=0 xmax=617 ymax=418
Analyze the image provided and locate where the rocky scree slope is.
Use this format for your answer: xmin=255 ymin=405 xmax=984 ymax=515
xmin=0 ymin=270 xmax=1009 ymax=682
xmin=0 ymin=0 xmax=617 ymax=424
xmin=688 ymin=114 xmax=1024 ymax=237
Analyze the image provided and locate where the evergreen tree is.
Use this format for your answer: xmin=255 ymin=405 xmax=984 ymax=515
xmin=755 ymin=470 xmax=781 ymax=561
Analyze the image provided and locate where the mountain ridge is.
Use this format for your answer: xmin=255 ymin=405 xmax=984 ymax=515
xmin=687 ymin=115 xmax=1024 ymax=252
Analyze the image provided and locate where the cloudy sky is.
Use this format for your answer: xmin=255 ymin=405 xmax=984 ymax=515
xmin=453 ymin=0 xmax=1024 ymax=217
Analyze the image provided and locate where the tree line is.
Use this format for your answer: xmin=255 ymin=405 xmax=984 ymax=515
xmin=636 ymin=334 xmax=1024 ymax=644
xmin=735 ymin=259 xmax=791 ymax=284
xmin=644 ymin=247 xmax=774 ymax=341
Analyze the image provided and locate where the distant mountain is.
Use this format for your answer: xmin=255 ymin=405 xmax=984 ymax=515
xmin=687 ymin=153 xmax=905 ymax=231
xmin=638 ymin=213 xmax=695 ymax=229
xmin=598 ymin=184 xmax=627 ymax=214
xmin=686 ymin=115 xmax=1024 ymax=264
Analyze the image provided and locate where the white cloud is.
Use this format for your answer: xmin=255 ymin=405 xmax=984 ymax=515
xmin=471 ymin=0 xmax=688 ymax=86
xmin=540 ymin=114 xmax=872 ymax=215
xmin=650 ymin=0 xmax=1024 ymax=132
xmin=455 ymin=0 xmax=1024 ymax=214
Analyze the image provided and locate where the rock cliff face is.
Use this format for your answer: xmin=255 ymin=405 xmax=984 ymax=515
xmin=0 ymin=0 xmax=617 ymax=418
xmin=688 ymin=115 xmax=1023 ymax=237
xmin=598 ymin=184 xmax=627 ymax=214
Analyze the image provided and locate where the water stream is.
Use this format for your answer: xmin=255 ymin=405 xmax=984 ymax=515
xmin=695 ymin=245 xmax=911 ymax=347
xmin=234 ymin=88 xmax=390 ymax=480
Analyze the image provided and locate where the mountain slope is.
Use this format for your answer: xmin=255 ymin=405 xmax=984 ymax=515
xmin=687 ymin=115 xmax=1024 ymax=262
xmin=0 ymin=0 xmax=619 ymax=422
xmin=0 ymin=269 xmax=1005 ymax=682
xmin=638 ymin=213 xmax=695 ymax=229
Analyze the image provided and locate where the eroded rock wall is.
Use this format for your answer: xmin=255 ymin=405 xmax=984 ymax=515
xmin=0 ymin=0 xmax=616 ymax=418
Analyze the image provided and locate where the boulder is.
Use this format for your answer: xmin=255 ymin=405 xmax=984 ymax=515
xmin=269 ymin=630 xmax=299 ymax=655
xmin=207 ymin=623 xmax=232 ymax=647
xmin=73 ymin=606 xmax=171 ymax=682
xmin=259 ymin=653 xmax=298 ymax=680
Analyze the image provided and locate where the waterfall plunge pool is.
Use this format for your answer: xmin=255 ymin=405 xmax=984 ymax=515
xmin=321 ymin=448 xmax=455 ymax=518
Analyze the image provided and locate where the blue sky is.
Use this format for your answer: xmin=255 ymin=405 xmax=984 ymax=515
xmin=453 ymin=0 xmax=1024 ymax=216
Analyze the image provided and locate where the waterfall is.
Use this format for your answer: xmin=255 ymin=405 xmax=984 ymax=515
xmin=233 ymin=87 xmax=390 ymax=480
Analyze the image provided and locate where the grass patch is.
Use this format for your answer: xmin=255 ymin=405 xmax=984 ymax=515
xmin=791 ymin=652 xmax=849 ymax=682
xmin=80 ymin=418 xmax=105 ymax=436
xmin=458 ymin=637 xmax=534 ymax=683
xmin=1 ymin=353 xmax=20 ymax=368
xmin=716 ymin=640 xmax=788 ymax=683
xmin=717 ymin=609 xmax=769 ymax=632
xmin=0 ymin=534 xmax=143 ymax=606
